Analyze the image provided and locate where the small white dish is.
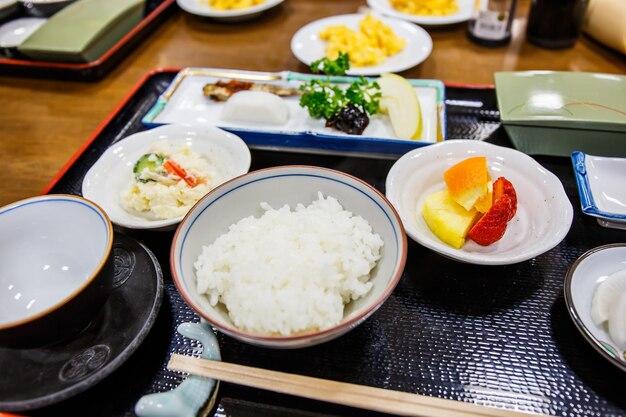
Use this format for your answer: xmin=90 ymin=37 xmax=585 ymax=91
xmin=290 ymin=13 xmax=433 ymax=76
xmin=176 ymin=0 xmax=283 ymax=21
xmin=367 ymin=0 xmax=473 ymax=26
xmin=82 ymin=124 xmax=251 ymax=231
xmin=385 ymin=140 xmax=573 ymax=265
xmin=572 ymin=151 xmax=626 ymax=230
xmin=565 ymin=244 xmax=626 ymax=372
xmin=0 ymin=0 xmax=18 ymax=20
xmin=0 ymin=17 xmax=47 ymax=48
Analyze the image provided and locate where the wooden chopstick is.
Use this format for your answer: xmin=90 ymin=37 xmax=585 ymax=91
xmin=168 ymin=354 xmax=549 ymax=417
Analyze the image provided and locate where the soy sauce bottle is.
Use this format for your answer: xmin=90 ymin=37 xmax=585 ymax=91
xmin=468 ymin=0 xmax=518 ymax=47
xmin=526 ymin=0 xmax=589 ymax=48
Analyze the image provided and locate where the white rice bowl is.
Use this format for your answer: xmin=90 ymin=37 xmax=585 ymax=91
xmin=194 ymin=193 xmax=384 ymax=336
xmin=171 ymin=166 xmax=407 ymax=348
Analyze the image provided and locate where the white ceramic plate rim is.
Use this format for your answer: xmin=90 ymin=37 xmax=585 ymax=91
xmin=564 ymin=244 xmax=626 ymax=373
xmin=82 ymin=125 xmax=251 ymax=230
xmin=176 ymin=0 xmax=283 ymax=18
xmin=385 ymin=140 xmax=573 ymax=265
xmin=290 ymin=13 xmax=433 ymax=76
xmin=0 ymin=17 xmax=47 ymax=48
xmin=367 ymin=0 xmax=474 ymax=25
xmin=0 ymin=0 xmax=16 ymax=8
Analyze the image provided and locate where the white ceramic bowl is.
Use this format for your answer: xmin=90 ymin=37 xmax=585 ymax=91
xmin=565 ymin=244 xmax=626 ymax=373
xmin=385 ymin=140 xmax=573 ymax=265
xmin=0 ymin=194 xmax=114 ymax=347
xmin=82 ymin=124 xmax=251 ymax=231
xmin=171 ymin=166 xmax=407 ymax=348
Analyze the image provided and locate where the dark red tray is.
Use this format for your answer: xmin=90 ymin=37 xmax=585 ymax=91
xmin=0 ymin=0 xmax=176 ymax=81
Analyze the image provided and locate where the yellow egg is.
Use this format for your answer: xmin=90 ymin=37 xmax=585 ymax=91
xmin=318 ymin=14 xmax=406 ymax=67
xmin=207 ymin=0 xmax=264 ymax=11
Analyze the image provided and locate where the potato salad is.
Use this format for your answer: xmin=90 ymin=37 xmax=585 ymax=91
xmin=121 ymin=142 xmax=216 ymax=220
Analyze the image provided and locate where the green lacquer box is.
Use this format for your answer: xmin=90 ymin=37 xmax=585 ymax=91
xmin=495 ymin=71 xmax=626 ymax=157
xmin=18 ymin=0 xmax=145 ymax=63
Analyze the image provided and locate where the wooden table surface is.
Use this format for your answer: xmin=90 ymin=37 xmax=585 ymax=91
xmin=0 ymin=0 xmax=625 ymax=207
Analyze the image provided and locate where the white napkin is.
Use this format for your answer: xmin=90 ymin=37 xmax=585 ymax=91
xmin=584 ymin=0 xmax=626 ymax=55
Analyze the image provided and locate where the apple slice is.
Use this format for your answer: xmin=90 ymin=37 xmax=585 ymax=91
xmin=377 ymin=73 xmax=422 ymax=140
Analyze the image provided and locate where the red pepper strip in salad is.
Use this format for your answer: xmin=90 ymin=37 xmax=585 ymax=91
xmin=163 ymin=160 xmax=201 ymax=187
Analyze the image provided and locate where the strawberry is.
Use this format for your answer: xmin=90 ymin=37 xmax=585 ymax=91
xmin=467 ymin=177 xmax=517 ymax=246
xmin=492 ymin=177 xmax=517 ymax=221
xmin=467 ymin=195 xmax=515 ymax=246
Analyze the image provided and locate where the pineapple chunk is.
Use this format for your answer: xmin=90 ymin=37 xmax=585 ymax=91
xmin=422 ymin=189 xmax=480 ymax=249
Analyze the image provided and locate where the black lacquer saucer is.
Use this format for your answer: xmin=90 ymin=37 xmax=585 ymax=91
xmin=0 ymin=233 xmax=163 ymax=412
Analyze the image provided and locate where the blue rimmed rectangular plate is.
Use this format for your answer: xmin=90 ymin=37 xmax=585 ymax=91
xmin=142 ymin=67 xmax=446 ymax=157
xmin=572 ymin=151 xmax=626 ymax=230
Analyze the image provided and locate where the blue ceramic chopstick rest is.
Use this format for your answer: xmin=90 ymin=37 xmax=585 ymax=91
xmin=135 ymin=321 xmax=221 ymax=417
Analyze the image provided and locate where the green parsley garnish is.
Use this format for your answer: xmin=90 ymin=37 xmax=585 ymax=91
xmin=310 ymin=52 xmax=351 ymax=76
xmin=299 ymin=53 xmax=381 ymax=123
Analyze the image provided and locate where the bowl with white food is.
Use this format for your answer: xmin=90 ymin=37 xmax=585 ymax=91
xmin=171 ymin=165 xmax=407 ymax=348
xmin=82 ymin=124 xmax=251 ymax=231
xmin=565 ymin=243 xmax=626 ymax=373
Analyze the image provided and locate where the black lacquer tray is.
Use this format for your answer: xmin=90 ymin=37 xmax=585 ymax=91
xmin=0 ymin=0 xmax=176 ymax=81
xmin=21 ymin=70 xmax=626 ymax=416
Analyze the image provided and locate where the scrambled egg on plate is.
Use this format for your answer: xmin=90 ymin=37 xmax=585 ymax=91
xmin=319 ymin=14 xmax=406 ymax=67
xmin=206 ymin=0 xmax=264 ymax=10
xmin=390 ymin=0 xmax=459 ymax=16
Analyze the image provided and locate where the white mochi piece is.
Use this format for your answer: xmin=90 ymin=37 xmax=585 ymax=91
xmin=221 ymin=91 xmax=289 ymax=125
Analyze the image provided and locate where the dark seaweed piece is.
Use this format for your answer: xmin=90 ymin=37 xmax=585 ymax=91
xmin=325 ymin=104 xmax=370 ymax=135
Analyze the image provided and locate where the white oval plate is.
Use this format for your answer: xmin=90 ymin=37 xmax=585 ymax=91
xmin=385 ymin=140 xmax=573 ymax=265
xmin=367 ymin=0 xmax=473 ymax=26
xmin=176 ymin=0 xmax=283 ymax=21
xmin=0 ymin=17 xmax=46 ymax=48
xmin=290 ymin=13 xmax=433 ymax=76
xmin=82 ymin=125 xmax=251 ymax=231
xmin=565 ymin=244 xmax=626 ymax=372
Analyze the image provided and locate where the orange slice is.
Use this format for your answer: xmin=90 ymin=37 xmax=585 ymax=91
xmin=443 ymin=156 xmax=491 ymax=211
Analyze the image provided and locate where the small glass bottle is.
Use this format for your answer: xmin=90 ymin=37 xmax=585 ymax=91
xmin=526 ymin=0 xmax=590 ymax=48
xmin=468 ymin=0 xmax=518 ymax=47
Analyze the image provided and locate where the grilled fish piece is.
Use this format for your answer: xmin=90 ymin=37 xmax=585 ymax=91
xmin=202 ymin=79 xmax=300 ymax=102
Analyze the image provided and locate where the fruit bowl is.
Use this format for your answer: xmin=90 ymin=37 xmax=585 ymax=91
xmin=385 ymin=140 xmax=573 ymax=265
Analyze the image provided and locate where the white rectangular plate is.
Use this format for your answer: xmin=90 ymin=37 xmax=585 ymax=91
xmin=143 ymin=68 xmax=446 ymax=157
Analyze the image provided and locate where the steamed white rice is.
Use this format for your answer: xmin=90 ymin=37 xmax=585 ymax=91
xmin=194 ymin=192 xmax=384 ymax=336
